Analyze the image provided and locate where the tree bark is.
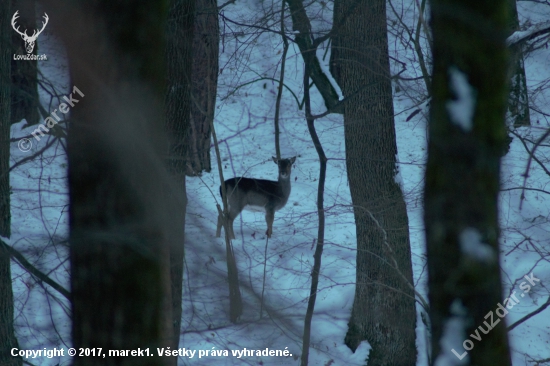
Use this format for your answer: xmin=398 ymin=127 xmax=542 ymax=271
xmin=165 ymin=0 xmax=194 ymax=356
xmin=331 ymin=1 xmax=417 ymax=364
xmin=426 ymin=0 xmax=512 ymax=364
xmin=186 ymin=0 xmax=218 ymax=176
xmin=285 ymin=0 xmax=341 ymax=112
xmin=0 ymin=245 xmax=22 ymax=366
xmin=300 ymin=57 xmax=328 ymax=366
xmin=43 ymin=1 xmax=178 ymax=365
xmin=11 ymin=0 xmax=39 ymax=127
xmin=506 ymin=0 xmax=530 ymax=127
xmin=0 ymin=4 xmax=21 ymax=364
xmin=1 ymin=0 xmax=12 ymax=237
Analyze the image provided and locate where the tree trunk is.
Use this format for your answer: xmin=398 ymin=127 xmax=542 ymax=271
xmin=44 ymin=1 xmax=178 ymax=365
xmin=1 ymin=1 xmax=12 ymax=237
xmin=426 ymin=0 xmax=512 ymax=364
xmin=165 ymin=0 xmax=194 ymax=355
xmin=11 ymin=0 xmax=39 ymax=127
xmin=186 ymin=0 xmax=218 ymax=176
xmin=331 ymin=1 xmax=417 ymax=364
xmin=507 ymin=0 xmax=530 ymax=128
xmin=0 ymin=244 xmax=22 ymax=366
xmin=0 ymin=4 xmax=21 ymax=364
xmin=285 ymin=0 xmax=341 ymax=112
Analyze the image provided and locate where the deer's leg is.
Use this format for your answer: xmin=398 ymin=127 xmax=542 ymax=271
xmin=265 ymin=210 xmax=274 ymax=238
xmin=228 ymin=216 xmax=236 ymax=239
xmin=227 ymin=207 xmax=240 ymax=240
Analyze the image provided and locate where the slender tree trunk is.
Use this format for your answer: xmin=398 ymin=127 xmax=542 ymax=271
xmin=165 ymin=0 xmax=194 ymax=355
xmin=284 ymin=0 xmax=341 ymax=112
xmin=43 ymin=2 xmax=177 ymax=365
xmin=426 ymin=0 xmax=512 ymax=364
xmin=186 ymin=0 xmax=218 ymax=176
xmin=331 ymin=1 xmax=416 ymax=364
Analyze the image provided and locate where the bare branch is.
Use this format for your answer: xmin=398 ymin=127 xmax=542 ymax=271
xmin=2 ymin=240 xmax=70 ymax=300
xmin=507 ymin=20 xmax=550 ymax=47
xmin=508 ymin=296 xmax=550 ymax=331
xmin=285 ymin=0 xmax=341 ymax=112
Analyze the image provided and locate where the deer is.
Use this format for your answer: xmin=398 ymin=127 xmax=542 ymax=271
xmin=216 ymin=156 xmax=296 ymax=239
xmin=11 ymin=11 xmax=49 ymax=54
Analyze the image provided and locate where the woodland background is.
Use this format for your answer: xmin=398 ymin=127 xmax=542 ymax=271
xmin=0 ymin=0 xmax=550 ymax=365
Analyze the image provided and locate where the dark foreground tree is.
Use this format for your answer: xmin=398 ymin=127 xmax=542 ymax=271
xmin=43 ymin=1 xmax=185 ymax=365
xmin=11 ymin=0 xmax=40 ymax=127
xmin=331 ymin=0 xmax=417 ymax=364
xmin=0 ymin=3 xmax=22 ymax=365
xmin=425 ymin=0 xmax=512 ymax=364
xmin=0 ymin=244 xmax=22 ymax=366
xmin=1 ymin=0 xmax=12 ymax=238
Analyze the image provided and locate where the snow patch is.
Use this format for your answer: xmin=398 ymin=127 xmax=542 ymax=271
xmin=434 ymin=299 xmax=469 ymax=366
xmin=507 ymin=20 xmax=550 ymax=46
xmin=460 ymin=227 xmax=495 ymax=263
xmin=446 ymin=67 xmax=476 ymax=132
xmin=316 ymin=46 xmax=344 ymax=101
xmin=393 ymin=158 xmax=404 ymax=189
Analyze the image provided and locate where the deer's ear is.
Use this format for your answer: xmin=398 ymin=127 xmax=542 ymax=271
xmin=290 ymin=156 xmax=296 ymax=164
xmin=272 ymin=156 xmax=278 ymax=164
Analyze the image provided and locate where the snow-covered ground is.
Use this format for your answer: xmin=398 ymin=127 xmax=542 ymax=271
xmin=4 ymin=1 xmax=550 ymax=365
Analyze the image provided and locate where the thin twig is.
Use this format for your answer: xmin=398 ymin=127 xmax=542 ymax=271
xmin=508 ymin=296 xmax=550 ymax=331
xmin=2 ymin=240 xmax=70 ymax=300
xmin=511 ymin=128 xmax=550 ymax=210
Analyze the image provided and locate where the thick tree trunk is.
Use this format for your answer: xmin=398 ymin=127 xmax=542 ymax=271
xmin=0 ymin=244 xmax=22 ymax=366
xmin=11 ymin=0 xmax=39 ymax=127
xmin=165 ymin=0 xmax=194 ymax=355
xmin=43 ymin=2 xmax=179 ymax=365
xmin=186 ymin=0 xmax=218 ymax=176
xmin=426 ymin=0 xmax=512 ymax=364
xmin=331 ymin=1 xmax=417 ymax=364
xmin=0 ymin=4 xmax=21 ymax=364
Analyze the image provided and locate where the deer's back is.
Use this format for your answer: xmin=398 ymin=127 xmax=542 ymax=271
xmin=221 ymin=177 xmax=290 ymax=211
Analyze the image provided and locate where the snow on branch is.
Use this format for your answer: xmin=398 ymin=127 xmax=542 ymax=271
xmin=507 ymin=20 xmax=550 ymax=47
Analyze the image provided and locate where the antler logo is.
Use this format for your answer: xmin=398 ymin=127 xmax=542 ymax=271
xmin=11 ymin=11 xmax=49 ymax=54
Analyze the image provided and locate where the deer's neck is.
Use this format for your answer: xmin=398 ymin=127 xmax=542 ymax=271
xmin=278 ymin=176 xmax=292 ymax=198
